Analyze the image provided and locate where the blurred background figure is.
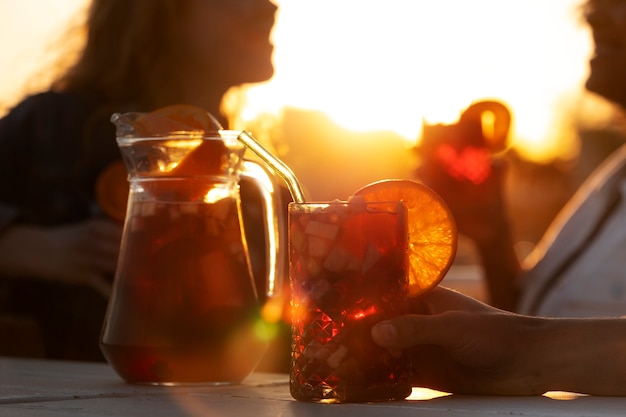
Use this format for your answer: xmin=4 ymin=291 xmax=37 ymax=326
xmin=416 ymin=0 xmax=626 ymax=317
xmin=0 ymin=0 xmax=283 ymax=363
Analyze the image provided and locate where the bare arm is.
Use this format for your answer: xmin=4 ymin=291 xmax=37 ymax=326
xmin=472 ymin=218 xmax=521 ymax=311
xmin=372 ymin=287 xmax=626 ymax=396
xmin=0 ymin=219 xmax=122 ymax=297
xmin=418 ymin=161 xmax=522 ymax=310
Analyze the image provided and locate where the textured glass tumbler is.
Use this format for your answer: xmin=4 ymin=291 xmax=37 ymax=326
xmin=288 ymin=201 xmax=412 ymax=403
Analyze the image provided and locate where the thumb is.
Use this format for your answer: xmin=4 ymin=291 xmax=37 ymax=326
xmin=371 ymin=314 xmax=454 ymax=349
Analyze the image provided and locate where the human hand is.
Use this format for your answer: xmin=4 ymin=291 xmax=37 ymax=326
xmin=0 ymin=219 xmax=123 ymax=298
xmin=371 ymin=287 xmax=547 ymax=395
xmin=45 ymin=218 xmax=122 ymax=296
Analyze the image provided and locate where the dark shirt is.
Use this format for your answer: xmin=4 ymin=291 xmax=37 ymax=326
xmin=0 ymin=91 xmax=122 ymax=361
xmin=0 ymin=91 xmax=290 ymax=365
xmin=0 ymin=91 xmax=122 ymax=227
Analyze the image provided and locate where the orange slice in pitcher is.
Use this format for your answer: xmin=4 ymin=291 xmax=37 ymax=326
xmin=134 ymin=104 xmax=226 ymax=176
xmin=353 ymin=179 xmax=457 ymax=296
xmin=97 ymin=105 xmax=221 ymax=221
xmin=133 ymin=104 xmax=217 ymax=136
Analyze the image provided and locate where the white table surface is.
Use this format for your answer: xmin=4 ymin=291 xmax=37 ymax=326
xmin=0 ymin=357 xmax=625 ymax=417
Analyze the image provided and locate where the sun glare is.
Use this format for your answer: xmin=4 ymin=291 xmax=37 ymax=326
xmin=243 ymin=0 xmax=593 ymax=164
xmin=0 ymin=0 xmax=87 ymax=112
xmin=0 ymin=0 xmax=596 ymax=169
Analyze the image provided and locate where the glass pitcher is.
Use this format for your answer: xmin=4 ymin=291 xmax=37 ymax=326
xmin=100 ymin=113 xmax=285 ymax=385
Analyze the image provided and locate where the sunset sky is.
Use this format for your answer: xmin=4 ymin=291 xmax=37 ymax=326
xmin=0 ymin=0 xmax=601 ymax=165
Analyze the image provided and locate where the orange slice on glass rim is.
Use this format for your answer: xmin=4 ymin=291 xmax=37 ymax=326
xmin=353 ymin=179 xmax=457 ymax=296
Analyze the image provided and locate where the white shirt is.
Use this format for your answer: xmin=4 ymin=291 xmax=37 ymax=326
xmin=535 ymin=178 xmax=626 ymax=317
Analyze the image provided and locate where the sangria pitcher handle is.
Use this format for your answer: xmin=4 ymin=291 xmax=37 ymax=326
xmin=240 ymin=160 xmax=285 ymax=298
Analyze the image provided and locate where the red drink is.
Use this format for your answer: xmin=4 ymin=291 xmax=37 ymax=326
xmin=288 ymin=201 xmax=411 ymax=403
xmin=100 ymin=183 xmax=267 ymax=384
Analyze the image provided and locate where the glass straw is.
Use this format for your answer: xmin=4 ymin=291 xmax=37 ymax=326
xmin=237 ymin=130 xmax=306 ymax=203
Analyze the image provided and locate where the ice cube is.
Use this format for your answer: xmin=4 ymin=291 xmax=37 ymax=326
xmin=362 ymin=243 xmax=382 ymax=274
xmin=302 ymin=341 xmax=317 ymax=359
xmin=303 ymin=339 xmax=328 ymax=360
xmin=309 ymin=277 xmax=331 ymax=301
xmin=346 ymin=194 xmax=366 ymax=204
xmin=305 ymin=257 xmax=322 ymax=277
xmin=305 ymin=220 xmax=339 ymax=240
xmin=346 ymin=254 xmax=362 ymax=272
xmin=140 ymin=201 xmax=157 ymax=217
xmin=307 ymin=236 xmax=331 ymax=258
xmin=179 ymin=203 xmax=199 ymax=215
xmin=290 ymin=226 xmax=306 ymax=252
xmin=326 ymin=345 xmax=348 ymax=369
xmin=323 ymin=246 xmax=352 ymax=272
xmin=168 ymin=205 xmax=181 ymax=220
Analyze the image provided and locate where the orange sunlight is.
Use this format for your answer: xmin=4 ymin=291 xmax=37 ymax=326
xmin=0 ymin=0 xmax=613 ymax=199
xmin=242 ymin=0 xmax=596 ymax=164
xmin=0 ymin=0 xmax=86 ymax=109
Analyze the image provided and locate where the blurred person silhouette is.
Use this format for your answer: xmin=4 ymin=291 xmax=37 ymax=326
xmin=0 ymin=0 xmax=281 ymax=362
xmin=417 ymin=0 xmax=626 ymax=317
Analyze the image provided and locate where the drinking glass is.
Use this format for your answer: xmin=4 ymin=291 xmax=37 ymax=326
xmin=288 ymin=200 xmax=412 ymax=403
